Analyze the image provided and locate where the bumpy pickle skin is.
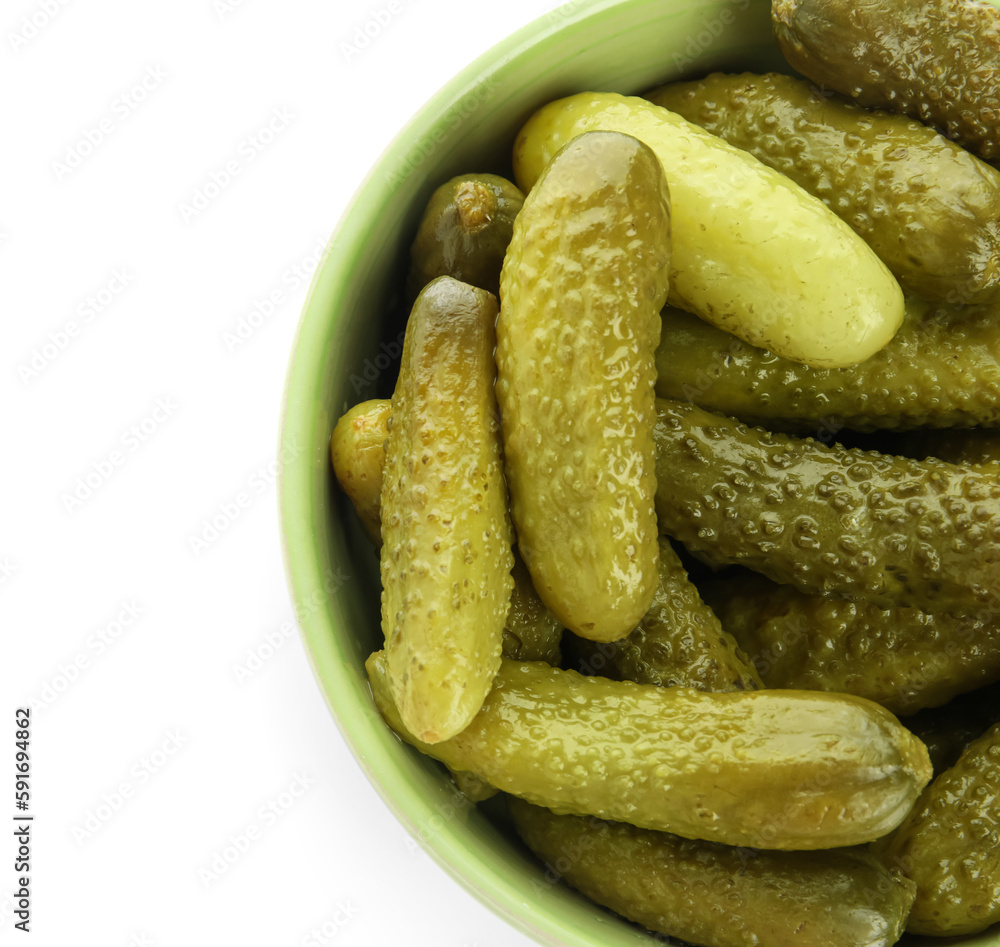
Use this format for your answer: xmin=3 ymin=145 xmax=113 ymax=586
xmin=405 ymin=173 xmax=524 ymax=301
xmin=328 ymin=396 xmax=562 ymax=663
xmin=874 ymin=724 xmax=1000 ymax=935
xmin=501 ymin=554 xmax=563 ymax=664
xmin=380 ymin=277 xmax=514 ymax=744
xmin=366 ymin=651 xmax=932 ymax=849
xmin=705 ymin=572 xmax=1000 ymax=716
xmin=646 ymin=72 xmax=1000 ymax=304
xmin=570 ymin=536 xmax=762 ymax=692
xmin=509 ymin=798 xmax=917 ymax=947
xmin=513 ymin=91 xmax=904 ymax=368
xmin=330 ymin=399 xmax=391 ymax=547
xmin=496 ymin=131 xmax=670 ymax=643
xmin=773 ymin=0 xmax=1000 ymax=162
xmin=655 ymin=299 xmax=1000 ymax=433
xmin=653 ymin=399 xmax=1000 ymax=614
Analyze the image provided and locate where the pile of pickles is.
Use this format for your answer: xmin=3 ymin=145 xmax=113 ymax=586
xmin=330 ymin=0 xmax=1000 ymax=943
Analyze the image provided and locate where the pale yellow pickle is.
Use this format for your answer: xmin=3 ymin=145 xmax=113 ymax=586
xmin=514 ymin=91 xmax=905 ymax=368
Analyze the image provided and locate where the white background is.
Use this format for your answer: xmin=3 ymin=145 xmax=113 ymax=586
xmin=3 ymin=1 xmax=572 ymax=944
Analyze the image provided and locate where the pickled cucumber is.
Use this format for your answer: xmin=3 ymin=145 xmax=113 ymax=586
xmin=705 ymin=572 xmax=1000 ymax=715
xmin=329 ymin=396 xmax=562 ymax=663
xmin=569 ymin=536 xmax=762 ymax=692
xmin=502 ymin=554 xmax=563 ymax=664
xmin=448 ymin=769 xmax=496 ymax=803
xmin=513 ymin=91 xmax=904 ymax=368
xmin=509 ymin=798 xmax=917 ymax=947
xmin=905 ymin=681 xmax=1000 ymax=775
xmin=496 ymin=131 xmax=670 ymax=642
xmin=330 ymin=399 xmax=390 ymax=547
xmin=380 ymin=276 xmax=513 ymax=744
xmin=773 ymin=0 xmax=1000 ymax=162
xmin=366 ymin=651 xmax=932 ymax=849
xmin=653 ymin=399 xmax=1000 ymax=614
xmin=875 ymin=724 xmax=1000 ymax=935
xmin=646 ymin=72 xmax=1000 ymax=304
xmin=406 ymin=173 xmax=524 ymax=301
xmin=655 ymin=299 xmax=1000 ymax=432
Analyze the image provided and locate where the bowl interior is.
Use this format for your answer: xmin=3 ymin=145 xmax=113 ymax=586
xmin=278 ymin=1 xmax=999 ymax=944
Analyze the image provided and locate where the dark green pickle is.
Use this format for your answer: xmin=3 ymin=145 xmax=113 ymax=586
xmin=773 ymin=0 xmax=1000 ymax=162
xmin=405 ymin=173 xmax=524 ymax=301
xmin=704 ymin=571 xmax=1000 ymax=715
xmin=502 ymin=554 xmax=563 ymax=665
xmin=569 ymin=536 xmax=761 ymax=692
xmin=653 ymin=399 xmax=1000 ymax=614
xmin=655 ymin=300 xmax=1000 ymax=432
xmin=647 ymin=72 xmax=1000 ymax=303
xmin=510 ymin=798 xmax=917 ymax=947
xmin=905 ymin=680 xmax=1000 ymax=774
xmin=875 ymin=725 xmax=1000 ymax=935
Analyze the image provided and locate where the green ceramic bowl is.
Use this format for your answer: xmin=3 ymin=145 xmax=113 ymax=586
xmin=279 ymin=1 xmax=1000 ymax=944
